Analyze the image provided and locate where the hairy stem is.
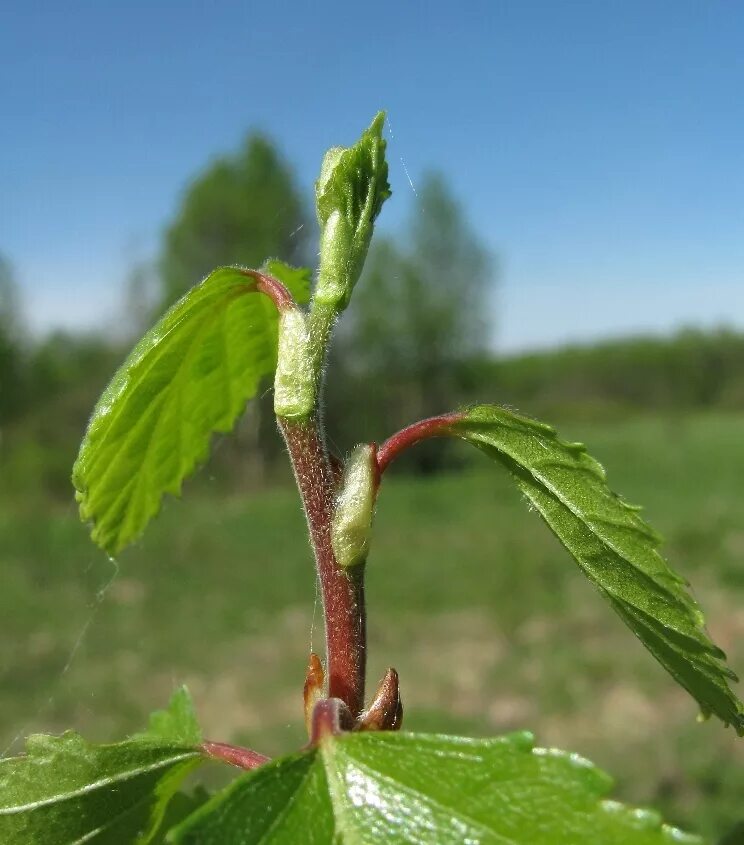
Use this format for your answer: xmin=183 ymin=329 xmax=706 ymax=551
xmin=279 ymin=416 xmax=367 ymax=717
xmin=256 ymin=269 xmax=367 ymax=718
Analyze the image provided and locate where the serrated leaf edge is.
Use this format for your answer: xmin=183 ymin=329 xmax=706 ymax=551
xmin=72 ymin=268 xmax=278 ymax=555
xmin=168 ymin=731 xmax=702 ymax=844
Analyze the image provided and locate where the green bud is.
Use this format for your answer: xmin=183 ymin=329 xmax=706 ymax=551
xmin=315 ymin=210 xmax=352 ymax=306
xmin=273 ymin=308 xmax=314 ymax=420
xmin=316 ymin=147 xmax=345 ymax=214
xmin=314 ymin=112 xmax=391 ymax=312
xmin=331 ymin=444 xmax=378 ymax=569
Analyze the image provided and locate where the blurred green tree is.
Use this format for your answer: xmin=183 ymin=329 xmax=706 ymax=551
xmin=0 ymin=254 xmax=26 ymax=424
xmin=13 ymin=332 xmax=122 ymax=496
xmin=0 ymin=254 xmax=127 ymax=498
xmin=327 ymin=172 xmax=496 ymax=471
xmin=159 ymin=134 xmax=310 ymax=306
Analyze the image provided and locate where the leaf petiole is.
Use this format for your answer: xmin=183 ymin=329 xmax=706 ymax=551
xmin=376 ymin=412 xmax=464 ymax=474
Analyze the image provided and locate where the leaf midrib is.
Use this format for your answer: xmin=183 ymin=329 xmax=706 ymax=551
xmin=0 ymin=750 xmax=199 ymax=815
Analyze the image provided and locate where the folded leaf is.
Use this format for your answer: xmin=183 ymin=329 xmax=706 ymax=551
xmin=168 ymin=730 xmax=701 ymax=844
xmin=0 ymin=688 xmax=205 ymax=845
xmin=315 ymin=112 xmax=391 ymax=310
xmin=73 ymin=263 xmax=311 ymax=555
xmin=446 ymin=404 xmax=744 ymax=733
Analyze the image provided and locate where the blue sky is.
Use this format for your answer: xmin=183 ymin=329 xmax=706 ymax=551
xmin=2 ymin=0 xmax=743 ymax=351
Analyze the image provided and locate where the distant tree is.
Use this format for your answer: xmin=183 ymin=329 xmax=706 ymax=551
xmin=159 ymin=134 xmax=310 ymax=306
xmin=18 ymin=331 xmax=123 ymax=495
xmin=0 ymin=254 xmax=26 ymax=424
xmin=0 ymin=254 xmax=20 ymax=333
xmin=328 ymin=172 xmax=496 ymax=470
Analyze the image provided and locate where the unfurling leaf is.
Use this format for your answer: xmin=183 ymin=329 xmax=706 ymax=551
xmin=73 ymin=264 xmax=311 ymax=555
xmin=0 ymin=688 xmax=206 ymax=845
xmin=314 ymin=112 xmax=391 ymax=311
xmin=169 ymin=731 xmax=701 ymax=844
xmin=445 ymin=404 xmax=744 ymax=733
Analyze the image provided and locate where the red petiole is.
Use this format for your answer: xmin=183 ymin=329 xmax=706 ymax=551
xmin=376 ymin=412 xmax=464 ymax=475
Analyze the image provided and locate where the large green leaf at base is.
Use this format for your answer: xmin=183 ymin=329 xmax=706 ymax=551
xmin=446 ymin=404 xmax=744 ymax=733
xmin=73 ymin=262 xmax=310 ymax=555
xmin=168 ymin=731 xmax=701 ymax=844
xmin=0 ymin=688 xmax=205 ymax=844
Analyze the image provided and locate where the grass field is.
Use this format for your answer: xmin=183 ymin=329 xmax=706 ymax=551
xmin=2 ymin=412 xmax=744 ymax=841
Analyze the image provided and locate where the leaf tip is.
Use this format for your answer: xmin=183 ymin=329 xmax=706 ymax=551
xmin=133 ymin=686 xmax=202 ymax=747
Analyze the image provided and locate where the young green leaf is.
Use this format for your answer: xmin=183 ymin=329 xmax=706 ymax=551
xmin=168 ymin=730 xmax=701 ymax=844
xmin=314 ymin=112 xmax=391 ymax=311
xmin=132 ymin=686 xmax=203 ymax=745
xmin=0 ymin=688 xmax=206 ymax=845
xmin=445 ymin=404 xmax=744 ymax=733
xmin=73 ymin=263 xmax=311 ymax=555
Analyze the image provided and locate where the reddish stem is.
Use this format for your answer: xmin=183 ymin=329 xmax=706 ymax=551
xmin=308 ymin=698 xmax=355 ymax=744
xmin=376 ymin=412 xmax=464 ymax=475
xmin=279 ymin=417 xmax=367 ymax=718
xmin=239 ymin=269 xmax=296 ymax=312
xmin=201 ymin=740 xmax=270 ymax=770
